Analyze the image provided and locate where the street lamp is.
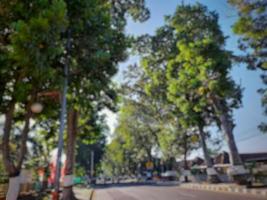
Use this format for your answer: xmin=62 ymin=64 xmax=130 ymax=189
xmin=30 ymin=102 xmax=43 ymax=113
xmin=53 ymin=29 xmax=71 ymax=200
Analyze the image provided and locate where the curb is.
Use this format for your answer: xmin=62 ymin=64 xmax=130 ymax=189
xmin=155 ymin=181 xmax=180 ymax=186
xmin=89 ymin=189 xmax=95 ymax=200
xmin=180 ymin=183 xmax=267 ymax=198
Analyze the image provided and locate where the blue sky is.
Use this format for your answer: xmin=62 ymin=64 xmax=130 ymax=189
xmin=109 ymin=0 xmax=267 ymax=154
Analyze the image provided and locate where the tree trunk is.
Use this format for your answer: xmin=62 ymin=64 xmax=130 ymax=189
xmin=3 ymin=102 xmax=20 ymax=200
xmin=198 ymin=124 xmax=220 ymax=183
xmin=182 ymin=134 xmax=190 ymax=182
xmin=146 ymin=148 xmax=152 ymax=162
xmin=2 ymin=102 xmax=32 ymax=200
xmin=17 ymin=109 xmax=31 ymax=170
xmin=6 ymin=176 xmax=21 ymax=200
xmin=2 ymin=102 xmax=17 ymax=177
xmin=213 ymin=98 xmax=248 ymax=184
xmin=62 ymin=108 xmax=78 ymax=200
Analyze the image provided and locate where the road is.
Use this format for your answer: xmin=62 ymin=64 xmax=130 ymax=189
xmin=93 ymin=184 xmax=266 ymax=200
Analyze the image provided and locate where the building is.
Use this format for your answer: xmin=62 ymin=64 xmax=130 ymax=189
xmin=188 ymin=151 xmax=267 ymax=184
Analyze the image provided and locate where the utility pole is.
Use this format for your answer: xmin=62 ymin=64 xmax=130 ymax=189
xmin=91 ymin=151 xmax=95 ymax=184
xmin=53 ymin=29 xmax=71 ymax=200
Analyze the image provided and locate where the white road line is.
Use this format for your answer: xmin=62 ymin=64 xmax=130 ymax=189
xmin=177 ymin=191 xmax=196 ymax=199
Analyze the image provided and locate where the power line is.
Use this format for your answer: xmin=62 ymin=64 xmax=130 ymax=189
xmin=236 ymin=125 xmax=259 ymax=136
xmin=237 ymin=133 xmax=264 ymax=143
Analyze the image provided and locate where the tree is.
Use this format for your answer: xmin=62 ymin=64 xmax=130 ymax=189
xmin=75 ymin=111 xmax=106 ymax=179
xmin=116 ymin=99 xmax=158 ymax=161
xmin=121 ymin=63 xmax=200 ymax=181
xmin=26 ymin=115 xmax=59 ymax=192
xmin=101 ymin=89 xmax=165 ymax=179
xmin=59 ymin=1 xmax=150 ymax=199
xmin=134 ymin=19 xmax=204 ymax=182
xmin=0 ymin=1 xmax=67 ymax=199
xmin=228 ymin=0 xmax=267 ymax=132
xmin=0 ymin=1 xmax=148 ymax=199
xmin=102 ymin=138 xmax=127 ymax=180
xmin=157 ymin=119 xmax=199 ymax=182
xmin=166 ymin=3 xmax=247 ymax=184
xmin=134 ymin=10 xmax=220 ymax=182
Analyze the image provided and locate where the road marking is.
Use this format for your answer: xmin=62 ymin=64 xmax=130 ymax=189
xmin=177 ymin=191 xmax=196 ymax=198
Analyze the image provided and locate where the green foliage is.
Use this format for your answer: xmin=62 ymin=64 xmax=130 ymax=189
xmin=10 ymin=0 xmax=67 ymax=73
xmin=131 ymin=3 xmax=241 ymax=170
xmin=0 ymin=1 xmax=67 ymax=111
xmin=75 ymin=166 xmax=86 ymax=177
xmin=61 ymin=0 xmax=150 ymax=179
xmin=229 ymin=0 xmax=267 ymax=132
xmin=101 ymin=138 xmax=126 ymax=177
xmin=116 ymin=99 xmax=157 ymax=159
xmin=102 ymin=92 xmax=161 ymax=176
xmin=76 ymin=111 xmax=106 ymax=175
xmin=166 ymin=3 xmax=242 ymax=129
xmin=229 ymin=0 xmax=267 ymax=70
xmin=258 ymin=80 xmax=267 ymax=132
xmin=0 ymin=155 xmax=8 ymax=183
xmin=110 ymin=0 xmax=150 ymax=28
xmin=132 ymin=6 xmax=208 ymax=167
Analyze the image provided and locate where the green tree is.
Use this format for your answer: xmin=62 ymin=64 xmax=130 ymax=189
xmin=102 ymin=94 xmax=162 ymax=179
xmin=0 ymin=0 xmax=149 ymax=199
xmin=134 ymin=21 xmax=200 ymax=181
xmin=60 ymin=1 xmax=150 ymax=198
xmin=117 ymin=99 xmax=158 ymax=161
xmin=166 ymin=3 xmax=247 ymax=184
xmin=228 ymin=0 xmax=267 ymax=132
xmin=102 ymin=138 xmax=126 ymax=180
xmin=0 ymin=1 xmax=67 ymax=198
xmin=135 ymin=11 xmax=220 ymax=182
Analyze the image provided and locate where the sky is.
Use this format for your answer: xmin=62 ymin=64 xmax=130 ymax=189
xmin=105 ymin=0 xmax=267 ymax=154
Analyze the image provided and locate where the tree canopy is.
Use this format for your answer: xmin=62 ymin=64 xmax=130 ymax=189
xmin=229 ymin=0 xmax=267 ymax=132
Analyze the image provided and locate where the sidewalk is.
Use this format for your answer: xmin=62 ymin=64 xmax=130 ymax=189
xmin=73 ymin=187 xmax=94 ymax=200
xmin=180 ymin=183 xmax=267 ymax=198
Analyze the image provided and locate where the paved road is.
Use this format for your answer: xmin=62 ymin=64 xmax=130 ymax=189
xmin=93 ymin=185 xmax=266 ymax=200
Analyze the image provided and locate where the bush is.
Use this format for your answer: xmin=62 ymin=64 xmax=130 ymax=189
xmin=0 ymin=159 xmax=8 ymax=184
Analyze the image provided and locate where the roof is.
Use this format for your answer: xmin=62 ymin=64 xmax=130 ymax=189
xmin=214 ymin=151 xmax=267 ymax=164
xmin=240 ymin=153 xmax=267 ymax=162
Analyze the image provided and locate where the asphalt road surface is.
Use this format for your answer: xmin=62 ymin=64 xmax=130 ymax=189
xmin=93 ymin=185 xmax=266 ymax=200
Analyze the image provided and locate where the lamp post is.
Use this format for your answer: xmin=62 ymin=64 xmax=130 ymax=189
xmin=53 ymin=29 xmax=71 ymax=200
xmin=30 ymin=102 xmax=43 ymax=113
xmin=90 ymin=150 xmax=94 ymax=184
